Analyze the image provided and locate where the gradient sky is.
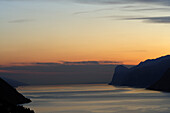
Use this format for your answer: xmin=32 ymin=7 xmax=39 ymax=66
xmin=1 ymin=0 xmax=170 ymax=66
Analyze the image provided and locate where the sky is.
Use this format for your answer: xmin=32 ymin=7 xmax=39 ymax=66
xmin=0 ymin=0 xmax=170 ymax=85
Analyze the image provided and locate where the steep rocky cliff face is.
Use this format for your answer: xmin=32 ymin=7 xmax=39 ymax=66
xmin=110 ymin=55 xmax=170 ymax=88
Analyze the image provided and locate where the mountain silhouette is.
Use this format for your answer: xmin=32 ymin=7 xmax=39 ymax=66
xmin=110 ymin=55 xmax=170 ymax=88
xmin=0 ymin=77 xmax=30 ymax=104
xmin=147 ymin=68 xmax=170 ymax=92
xmin=0 ymin=77 xmax=34 ymax=113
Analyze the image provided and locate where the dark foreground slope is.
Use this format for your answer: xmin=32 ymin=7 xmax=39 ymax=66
xmin=0 ymin=99 xmax=34 ymax=113
xmin=0 ymin=77 xmax=34 ymax=113
xmin=0 ymin=77 xmax=30 ymax=104
xmin=147 ymin=68 xmax=170 ymax=92
xmin=110 ymin=55 xmax=170 ymax=88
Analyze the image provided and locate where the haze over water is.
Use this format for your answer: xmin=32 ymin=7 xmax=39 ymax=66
xmin=17 ymin=84 xmax=170 ymax=113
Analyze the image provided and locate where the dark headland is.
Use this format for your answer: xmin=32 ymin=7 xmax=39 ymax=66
xmin=0 ymin=77 xmax=34 ymax=113
xmin=110 ymin=55 xmax=170 ymax=92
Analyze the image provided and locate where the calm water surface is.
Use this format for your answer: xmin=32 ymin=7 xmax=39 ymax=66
xmin=17 ymin=84 xmax=170 ymax=113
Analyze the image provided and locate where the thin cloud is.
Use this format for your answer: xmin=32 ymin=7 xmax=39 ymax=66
xmin=73 ymin=0 xmax=170 ymax=25
xmin=62 ymin=61 xmax=99 ymax=65
xmin=11 ymin=62 xmax=61 ymax=66
xmin=74 ymin=0 xmax=124 ymax=5
xmin=61 ymin=61 xmax=123 ymax=65
xmin=124 ymin=16 xmax=170 ymax=23
xmin=126 ymin=7 xmax=170 ymax=12
xmin=98 ymin=61 xmax=123 ymax=64
xmin=73 ymin=8 xmax=114 ymax=15
xmin=10 ymin=61 xmax=123 ymax=67
xmin=75 ymin=0 xmax=170 ymax=6
xmin=35 ymin=62 xmax=61 ymax=65
xmin=73 ymin=11 xmax=89 ymax=15
xmin=132 ymin=0 xmax=170 ymax=6
xmin=8 ymin=19 xmax=35 ymax=23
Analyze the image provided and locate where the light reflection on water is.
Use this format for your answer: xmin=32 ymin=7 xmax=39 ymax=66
xmin=17 ymin=84 xmax=170 ymax=113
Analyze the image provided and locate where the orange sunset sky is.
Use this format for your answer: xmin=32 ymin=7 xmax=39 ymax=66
xmin=1 ymin=0 xmax=170 ymax=66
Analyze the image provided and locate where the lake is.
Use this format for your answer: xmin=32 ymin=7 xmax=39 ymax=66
xmin=17 ymin=84 xmax=170 ymax=113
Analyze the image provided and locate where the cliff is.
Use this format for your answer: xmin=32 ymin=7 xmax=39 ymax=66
xmin=110 ymin=55 xmax=170 ymax=88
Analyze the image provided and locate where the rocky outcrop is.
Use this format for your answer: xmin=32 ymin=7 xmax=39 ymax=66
xmin=147 ymin=68 xmax=170 ymax=92
xmin=110 ymin=55 xmax=170 ymax=88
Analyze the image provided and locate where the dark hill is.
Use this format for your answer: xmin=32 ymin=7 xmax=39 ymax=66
xmin=110 ymin=55 xmax=170 ymax=88
xmin=0 ymin=77 xmax=30 ymax=104
xmin=0 ymin=77 xmax=34 ymax=113
xmin=147 ymin=68 xmax=170 ymax=92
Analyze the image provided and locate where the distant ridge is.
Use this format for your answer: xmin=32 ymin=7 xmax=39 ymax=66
xmin=1 ymin=77 xmax=28 ymax=87
xmin=110 ymin=55 xmax=170 ymax=88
